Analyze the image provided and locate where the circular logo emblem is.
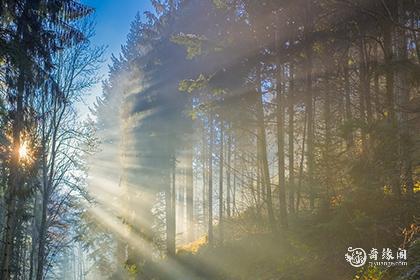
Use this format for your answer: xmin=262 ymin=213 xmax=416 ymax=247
xmin=345 ymin=247 xmax=367 ymax=267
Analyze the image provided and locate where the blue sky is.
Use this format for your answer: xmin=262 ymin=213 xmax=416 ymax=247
xmin=79 ymin=0 xmax=152 ymax=117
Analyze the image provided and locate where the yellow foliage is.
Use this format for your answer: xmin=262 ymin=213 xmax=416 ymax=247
xmin=330 ymin=195 xmax=343 ymax=207
xmin=414 ymin=181 xmax=420 ymax=193
xmin=177 ymin=235 xmax=208 ymax=255
xmin=383 ymin=185 xmax=392 ymax=195
xmin=353 ymin=266 xmax=384 ymax=280
xmin=125 ymin=263 xmax=138 ymax=277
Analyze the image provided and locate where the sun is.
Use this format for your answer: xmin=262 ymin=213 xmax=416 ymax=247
xmin=19 ymin=142 xmax=29 ymax=160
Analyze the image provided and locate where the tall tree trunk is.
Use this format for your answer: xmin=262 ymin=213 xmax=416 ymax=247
xmin=344 ymin=49 xmax=354 ymax=148
xmin=29 ymin=194 xmax=40 ymax=280
xmin=256 ymin=154 xmax=261 ymax=215
xmin=321 ymin=77 xmax=332 ymax=216
xmin=232 ymin=152 xmax=237 ymax=216
xmin=208 ymin=114 xmax=214 ymax=245
xmin=166 ymin=159 xmax=176 ymax=256
xmin=0 ymin=166 xmax=6 ymax=240
xmin=274 ymin=18 xmax=288 ymax=228
xmin=202 ymin=123 xmax=207 ymax=232
xmin=256 ymin=66 xmax=277 ymax=233
xmin=358 ymin=36 xmax=368 ymax=154
xmin=304 ymin=1 xmax=315 ymax=210
xmin=226 ymin=130 xmax=232 ymax=218
xmin=383 ymin=15 xmax=400 ymax=196
xmin=383 ymin=20 xmax=395 ymax=122
xmin=288 ymin=64 xmax=295 ymax=215
xmin=373 ymin=45 xmax=381 ymax=118
xmin=178 ymin=170 xmax=185 ymax=240
xmin=218 ymin=122 xmax=224 ymax=243
xmin=256 ymin=137 xmax=265 ymax=210
xmin=361 ymin=37 xmax=373 ymax=125
xmin=276 ymin=64 xmax=288 ymax=228
xmin=1 ymin=71 xmax=24 ymax=280
xmin=296 ymin=111 xmax=307 ymax=212
xmin=36 ymin=189 xmax=48 ymax=280
xmin=186 ymin=92 xmax=194 ymax=242
xmin=186 ymin=144 xmax=194 ymax=242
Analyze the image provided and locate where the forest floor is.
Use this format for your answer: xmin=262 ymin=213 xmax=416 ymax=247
xmin=167 ymin=211 xmax=420 ymax=280
xmin=152 ymin=213 xmax=351 ymax=280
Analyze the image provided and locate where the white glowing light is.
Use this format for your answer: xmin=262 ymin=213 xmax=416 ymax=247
xmin=19 ymin=142 xmax=28 ymax=160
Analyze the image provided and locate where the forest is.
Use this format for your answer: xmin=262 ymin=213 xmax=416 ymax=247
xmin=0 ymin=0 xmax=420 ymax=279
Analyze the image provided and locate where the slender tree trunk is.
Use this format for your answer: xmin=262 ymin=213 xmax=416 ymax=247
xmin=384 ymin=20 xmax=395 ymax=122
xmin=373 ymin=46 xmax=381 ymax=118
xmin=256 ymin=154 xmax=261 ymax=215
xmin=178 ymin=170 xmax=185 ymax=240
xmin=186 ymin=92 xmax=194 ymax=242
xmin=166 ymin=159 xmax=176 ymax=256
xmin=306 ymin=55 xmax=315 ymax=211
xmin=208 ymin=114 xmax=214 ymax=245
xmin=36 ymin=106 xmax=49 ymax=280
xmin=219 ymin=122 xmax=224 ymax=243
xmin=36 ymin=191 xmax=48 ymax=280
xmin=29 ymin=194 xmax=40 ymax=280
xmin=344 ymin=49 xmax=354 ymax=148
xmin=358 ymin=37 xmax=368 ymax=153
xmin=0 ymin=166 xmax=6 ymax=240
xmin=186 ymin=143 xmax=194 ymax=242
xmin=21 ymin=237 xmax=27 ymax=279
xmin=274 ymin=19 xmax=288 ymax=228
xmin=304 ymin=1 xmax=315 ymax=210
xmin=256 ymin=66 xmax=277 ymax=233
xmin=321 ymin=77 xmax=332 ymax=216
xmin=296 ymin=111 xmax=307 ymax=212
xmin=232 ymin=152 xmax=237 ymax=216
xmin=256 ymin=136 xmax=264 ymax=210
xmin=202 ymin=123 xmax=207 ymax=232
xmin=226 ymin=130 xmax=232 ymax=218
xmin=276 ymin=64 xmax=288 ymax=228
xmin=288 ymin=64 xmax=295 ymax=215
xmin=383 ymin=18 xmax=400 ymax=196
xmin=362 ymin=37 xmax=373 ymax=125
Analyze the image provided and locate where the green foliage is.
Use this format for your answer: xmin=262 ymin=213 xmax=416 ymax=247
xmin=125 ymin=263 xmax=139 ymax=278
xmin=171 ymin=33 xmax=207 ymax=59
xmin=213 ymin=0 xmax=228 ymax=9
xmin=178 ymin=74 xmax=209 ymax=93
xmin=354 ymin=266 xmax=385 ymax=280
